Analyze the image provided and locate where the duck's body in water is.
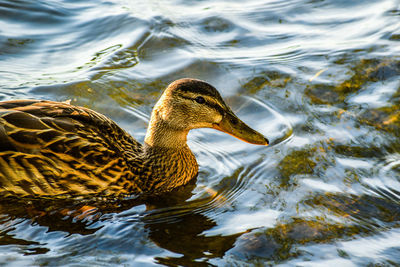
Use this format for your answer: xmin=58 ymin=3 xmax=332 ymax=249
xmin=0 ymin=78 xmax=268 ymax=198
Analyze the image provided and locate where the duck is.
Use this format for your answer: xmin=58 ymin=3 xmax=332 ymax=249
xmin=0 ymin=78 xmax=268 ymax=198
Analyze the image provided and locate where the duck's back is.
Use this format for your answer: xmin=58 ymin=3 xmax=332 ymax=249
xmin=0 ymin=100 xmax=143 ymax=197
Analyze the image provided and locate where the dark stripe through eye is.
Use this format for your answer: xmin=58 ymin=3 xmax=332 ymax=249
xmin=179 ymin=93 xmax=224 ymax=114
xmin=195 ymin=96 xmax=205 ymax=104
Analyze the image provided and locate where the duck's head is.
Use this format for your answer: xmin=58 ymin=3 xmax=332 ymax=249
xmin=144 ymin=78 xmax=269 ymax=148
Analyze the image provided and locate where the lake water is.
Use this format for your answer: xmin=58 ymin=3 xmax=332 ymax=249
xmin=0 ymin=0 xmax=400 ymax=266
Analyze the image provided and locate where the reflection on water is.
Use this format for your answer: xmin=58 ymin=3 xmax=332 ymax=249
xmin=0 ymin=0 xmax=400 ymax=265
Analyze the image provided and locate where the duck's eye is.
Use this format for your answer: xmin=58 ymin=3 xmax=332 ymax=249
xmin=195 ymin=96 xmax=205 ymax=104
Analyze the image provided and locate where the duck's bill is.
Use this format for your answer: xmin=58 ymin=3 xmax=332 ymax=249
xmin=212 ymin=111 xmax=269 ymax=146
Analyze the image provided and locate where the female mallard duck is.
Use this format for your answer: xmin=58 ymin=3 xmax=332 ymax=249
xmin=0 ymin=78 xmax=268 ymax=197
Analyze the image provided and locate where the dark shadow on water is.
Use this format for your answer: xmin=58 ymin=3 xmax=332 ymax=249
xmin=0 ymin=178 xmax=243 ymax=266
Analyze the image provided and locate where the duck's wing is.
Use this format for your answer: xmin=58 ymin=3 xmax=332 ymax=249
xmin=0 ymin=100 xmax=143 ymax=197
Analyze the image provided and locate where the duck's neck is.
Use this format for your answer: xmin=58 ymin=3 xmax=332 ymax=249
xmin=144 ymin=110 xmax=189 ymax=149
xmin=141 ymin=112 xmax=198 ymax=192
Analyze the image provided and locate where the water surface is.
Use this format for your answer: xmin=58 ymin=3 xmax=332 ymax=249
xmin=0 ymin=0 xmax=400 ymax=265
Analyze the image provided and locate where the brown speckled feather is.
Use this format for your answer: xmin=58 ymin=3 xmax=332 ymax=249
xmin=0 ymin=100 xmax=140 ymax=196
xmin=0 ymin=100 xmax=197 ymax=197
